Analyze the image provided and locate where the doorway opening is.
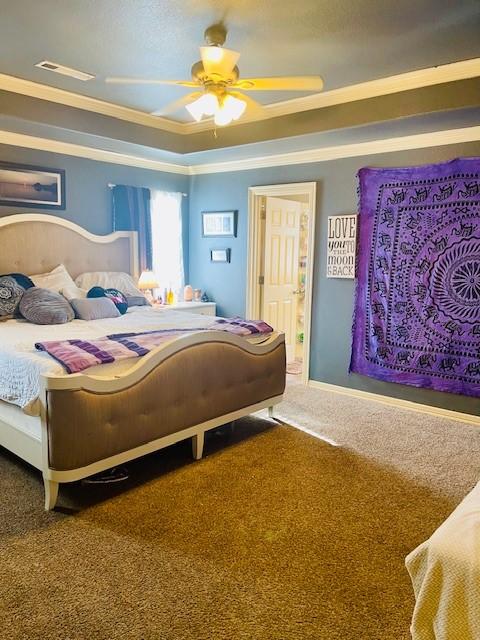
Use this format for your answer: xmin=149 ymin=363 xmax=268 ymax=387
xmin=247 ymin=183 xmax=316 ymax=384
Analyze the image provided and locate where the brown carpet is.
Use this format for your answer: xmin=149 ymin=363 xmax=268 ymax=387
xmin=1 ymin=387 xmax=479 ymax=639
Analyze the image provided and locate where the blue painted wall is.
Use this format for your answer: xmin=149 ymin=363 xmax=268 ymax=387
xmin=0 ymin=144 xmax=190 ymax=275
xmin=189 ymin=141 xmax=480 ymax=414
xmin=1 ymin=140 xmax=479 ymax=413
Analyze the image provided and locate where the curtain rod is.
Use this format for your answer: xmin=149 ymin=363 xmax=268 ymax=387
xmin=108 ymin=183 xmax=187 ymax=196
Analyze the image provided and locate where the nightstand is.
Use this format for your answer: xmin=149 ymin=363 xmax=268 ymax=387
xmin=157 ymin=301 xmax=217 ymax=316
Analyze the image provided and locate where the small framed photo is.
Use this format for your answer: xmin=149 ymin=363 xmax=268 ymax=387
xmin=202 ymin=210 xmax=237 ymax=237
xmin=210 ymin=248 xmax=231 ymax=263
xmin=0 ymin=162 xmax=65 ymax=210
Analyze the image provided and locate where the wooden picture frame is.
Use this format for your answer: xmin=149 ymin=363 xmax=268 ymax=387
xmin=0 ymin=161 xmax=66 ymax=210
xmin=202 ymin=210 xmax=237 ymax=237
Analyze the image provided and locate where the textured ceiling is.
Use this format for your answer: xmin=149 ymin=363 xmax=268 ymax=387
xmin=1 ymin=0 xmax=479 ymax=121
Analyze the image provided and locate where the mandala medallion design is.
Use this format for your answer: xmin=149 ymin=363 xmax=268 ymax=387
xmin=429 ymin=238 xmax=480 ymax=324
xmin=450 ymin=260 xmax=480 ymax=302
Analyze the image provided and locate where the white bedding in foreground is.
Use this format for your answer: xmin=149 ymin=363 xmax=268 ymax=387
xmin=405 ymin=480 xmax=480 ymax=640
xmin=0 ymin=306 xmax=224 ymax=416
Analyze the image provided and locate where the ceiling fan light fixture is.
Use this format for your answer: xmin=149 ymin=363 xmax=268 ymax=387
xmin=185 ymin=98 xmax=203 ymax=122
xmin=214 ymin=94 xmax=247 ymax=126
xmin=200 ymin=46 xmax=240 ymax=76
xmin=223 ymin=94 xmax=247 ymax=120
xmin=185 ymin=92 xmax=219 ymax=121
xmin=213 ymin=108 xmax=232 ymax=127
xmin=202 ymin=92 xmax=219 ymax=116
xmin=200 ymin=45 xmax=223 ymax=63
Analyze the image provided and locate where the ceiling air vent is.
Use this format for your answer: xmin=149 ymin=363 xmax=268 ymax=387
xmin=35 ymin=60 xmax=95 ymax=81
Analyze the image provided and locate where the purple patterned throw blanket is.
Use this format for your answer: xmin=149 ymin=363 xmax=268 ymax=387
xmin=351 ymin=157 xmax=480 ymax=397
xmin=35 ymin=318 xmax=273 ymax=374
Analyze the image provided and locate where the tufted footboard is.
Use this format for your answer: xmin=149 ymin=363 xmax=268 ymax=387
xmin=39 ymin=332 xmax=286 ymax=508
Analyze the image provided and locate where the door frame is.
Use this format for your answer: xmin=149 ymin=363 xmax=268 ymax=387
xmin=247 ymin=182 xmax=317 ymax=384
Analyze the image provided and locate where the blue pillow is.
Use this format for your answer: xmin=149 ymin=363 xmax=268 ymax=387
xmin=87 ymin=286 xmax=128 ymax=315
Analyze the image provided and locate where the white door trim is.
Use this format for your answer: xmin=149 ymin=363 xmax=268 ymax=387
xmin=247 ymin=182 xmax=317 ymax=384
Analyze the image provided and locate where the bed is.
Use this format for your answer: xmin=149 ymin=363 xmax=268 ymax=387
xmin=0 ymin=214 xmax=286 ymax=510
xmin=406 ymin=481 xmax=480 ymax=639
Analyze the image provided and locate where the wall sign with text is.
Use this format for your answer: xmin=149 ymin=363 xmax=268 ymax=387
xmin=326 ymin=214 xmax=357 ymax=278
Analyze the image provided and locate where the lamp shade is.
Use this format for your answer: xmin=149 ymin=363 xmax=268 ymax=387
xmin=138 ymin=270 xmax=159 ymax=290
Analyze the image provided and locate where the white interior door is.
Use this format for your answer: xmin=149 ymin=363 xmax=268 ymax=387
xmin=263 ymin=196 xmax=301 ymax=363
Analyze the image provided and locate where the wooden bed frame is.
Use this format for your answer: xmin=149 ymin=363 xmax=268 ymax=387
xmin=0 ymin=214 xmax=286 ymax=510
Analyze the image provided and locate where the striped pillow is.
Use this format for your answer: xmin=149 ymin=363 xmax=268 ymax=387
xmin=19 ymin=287 xmax=74 ymax=325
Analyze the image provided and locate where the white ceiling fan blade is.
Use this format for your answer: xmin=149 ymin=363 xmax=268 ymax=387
xmin=233 ymin=76 xmax=324 ymax=91
xmin=151 ymin=92 xmax=203 ymax=116
xmin=200 ymin=46 xmax=240 ymax=76
xmin=106 ymin=77 xmax=199 ymax=87
xmin=229 ymin=91 xmax=264 ymax=117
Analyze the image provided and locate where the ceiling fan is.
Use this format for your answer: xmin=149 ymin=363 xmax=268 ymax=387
xmin=106 ymin=23 xmax=324 ymax=127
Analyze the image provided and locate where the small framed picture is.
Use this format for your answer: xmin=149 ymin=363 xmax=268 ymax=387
xmin=0 ymin=162 xmax=66 ymax=210
xmin=210 ymin=248 xmax=231 ymax=263
xmin=202 ymin=210 xmax=237 ymax=237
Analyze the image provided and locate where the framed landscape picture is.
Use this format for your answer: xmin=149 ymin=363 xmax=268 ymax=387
xmin=0 ymin=162 xmax=66 ymax=210
xmin=202 ymin=210 xmax=237 ymax=237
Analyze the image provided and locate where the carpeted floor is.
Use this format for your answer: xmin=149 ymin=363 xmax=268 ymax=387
xmin=1 ymin=385 xmax=479 ymax=639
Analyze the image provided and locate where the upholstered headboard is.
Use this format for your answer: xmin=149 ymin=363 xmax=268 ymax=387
xmin=0 ymin=214 xmax=138 ymax=279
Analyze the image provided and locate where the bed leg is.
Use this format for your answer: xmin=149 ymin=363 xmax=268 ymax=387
xmin=268 ymin=405 xmax=275 ymax=418
xmin=43 ymin=477 xmax=59 ymax=511
xmin=192 ymin=431 xmax=205 ymax=461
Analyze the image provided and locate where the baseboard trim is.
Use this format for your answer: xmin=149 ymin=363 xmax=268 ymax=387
xmin=307 ymin=380 xmax=480 ymax=426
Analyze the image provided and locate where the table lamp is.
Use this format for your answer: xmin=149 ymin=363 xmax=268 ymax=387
xmin=138 ymin=270 xmax=159 ymax=303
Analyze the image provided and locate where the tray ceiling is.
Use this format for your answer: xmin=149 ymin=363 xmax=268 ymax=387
xmin=1 ymin=0 xmax=479 ymax=120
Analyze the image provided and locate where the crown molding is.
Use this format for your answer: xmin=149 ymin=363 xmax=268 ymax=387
xmin=0 ymin=58 xmax=479 ymax=135
xmin=0 ymin=130 xmax=190 ymax=174
xmin=189 ymin=126 xmax=480 ymax=174
xmin=1 ymin=126 xmax=479 ymax=176
xmin=183 ymin=58 xmax=480 ymax=132
xmin=0 ymin=73 xmax=185 ymax=134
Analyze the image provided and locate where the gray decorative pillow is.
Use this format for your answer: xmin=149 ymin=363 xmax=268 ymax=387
xmin=126 ymin=295 xmax=150 ymax=308
xmin=0 ymin=275 xmax=28 ymax=317
xmin=70 ymin=297 xmax=120 ymax=320
xmin=19 ymin=287 xmax=74 ymax=325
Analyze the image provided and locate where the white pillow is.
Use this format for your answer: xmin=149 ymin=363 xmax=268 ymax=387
xmin=30 ymin=264 xmax=76 ymax=294
xmin=61 ymin=284 xmax=88 ymax=301
xmin=75 ymin=271 xmax=144 ymax=297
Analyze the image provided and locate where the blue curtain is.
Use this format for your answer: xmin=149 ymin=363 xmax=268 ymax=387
xmin=112 ymin=185 xmax=152 ymax=271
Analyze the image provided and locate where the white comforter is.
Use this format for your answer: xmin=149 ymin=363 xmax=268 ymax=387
xmin=0 ymin=307 xmax=219 ymax=415
xmin=405 ymin=481 xmax=480 ymax=640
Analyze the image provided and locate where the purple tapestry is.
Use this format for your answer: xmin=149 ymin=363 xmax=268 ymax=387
xmin=350 ymin=157 xmax=480 ymax=397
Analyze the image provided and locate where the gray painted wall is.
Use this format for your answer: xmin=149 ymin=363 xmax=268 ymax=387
xmin=0 ymin=144 xmax=190 ymax=273
xmin=188 ymin=141 xmax=480 ymax=414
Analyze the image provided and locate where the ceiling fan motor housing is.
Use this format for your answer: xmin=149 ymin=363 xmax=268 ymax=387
xmin=191 ymin=60 xmax=239 ymax=87
xmin=204 ymin=23 xmax=227 ymax=46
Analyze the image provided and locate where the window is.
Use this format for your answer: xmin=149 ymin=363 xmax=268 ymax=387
xmin=150 ymin=190 xmax=184 ymax=296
